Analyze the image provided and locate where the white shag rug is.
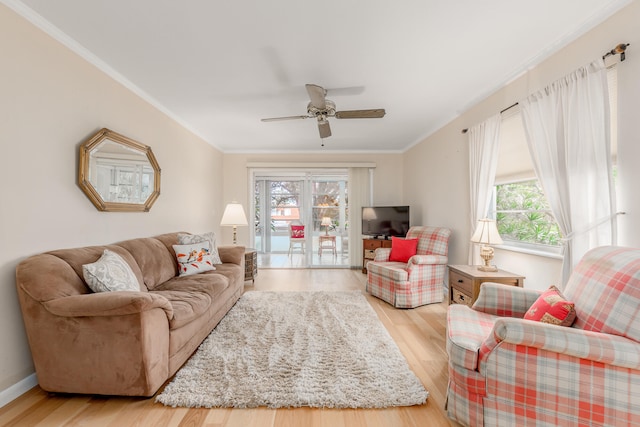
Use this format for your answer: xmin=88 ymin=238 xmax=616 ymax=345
xmin=156 ymin=290 xmax=428 ymax=409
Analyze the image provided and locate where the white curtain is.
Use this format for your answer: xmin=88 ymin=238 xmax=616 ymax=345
xmin=348 ymin=167 xmax=372 ymax=268
xmin=468 ymin=113 xmax=502 ymax=264
xmin=520 ymin=59 xmax=616 ymax=285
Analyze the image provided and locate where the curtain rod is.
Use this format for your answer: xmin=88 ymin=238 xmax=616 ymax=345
xmin=603 ymin=43 xmax=629 ymax=61
xmin=461 ymin=102 xmax=518 ymax=134
xmin=461 ymin=42 xmax=629 ymax=135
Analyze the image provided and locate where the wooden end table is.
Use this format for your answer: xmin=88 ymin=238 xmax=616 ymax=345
xmin=448 ymin=264 xmax=524 ymax=307
xmin=244 ymin=248 xmax=258 ymax=283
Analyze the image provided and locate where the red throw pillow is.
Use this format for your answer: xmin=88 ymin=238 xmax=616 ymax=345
xmin=291 ymin=225 xmax=304 ymax=238
xmin=524 ymin=285 xmax=577 ymax=327
xmin=389 ymin=237 xmax=418 ymax=263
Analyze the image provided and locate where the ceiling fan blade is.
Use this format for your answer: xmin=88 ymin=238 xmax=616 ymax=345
xmin=326 ymin=86 xmax=365 ymax=96
xmin=318 ymin=120 xmax=331 ymax=138
xmin=261 ymin=115 xmax=310 ymax=122
xmin=306 ymin=84 xmax=327 ymax=110
xmin=335 ymin=109 xmax=386 ymax=119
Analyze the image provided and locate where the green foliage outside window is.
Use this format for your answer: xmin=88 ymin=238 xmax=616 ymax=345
xmin=495 ymin=180 xmax=562 ymax=246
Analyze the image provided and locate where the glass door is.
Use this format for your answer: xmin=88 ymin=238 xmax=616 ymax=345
xmin=252 ymin=170 xmax=349 ymax=268
xmin=254 ymin=178 xmax=304 ymax=256
xmin=310 ymin=175 xmax=348 ymax=267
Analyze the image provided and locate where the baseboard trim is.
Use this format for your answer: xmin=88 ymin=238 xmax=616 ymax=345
xmin=0 ymin=374 xmax=38 ymax=408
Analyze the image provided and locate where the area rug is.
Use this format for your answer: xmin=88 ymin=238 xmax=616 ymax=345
xmin=156 ymin=290 xmax=428 ymax=408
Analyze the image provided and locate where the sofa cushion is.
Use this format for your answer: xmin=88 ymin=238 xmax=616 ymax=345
xmin=116 ymin=238 xmax=177 ymax=290
xmin=153 ymin=273 xmax=230 ymax=329
xmin=367 ymin=261 xmax=409 ymax=282
xmin=82 ymin=249 xmax=141 ymax=293
xmin=152 ymin=289 xmax=211 ymax=330
xmin=203 ymin=262 xmax=244 ymax=286
xmin=447 ymin=304 xmax=497 ymax=370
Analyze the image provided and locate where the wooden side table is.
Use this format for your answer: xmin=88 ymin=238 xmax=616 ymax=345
xmin=244 ymin=248 xmax=258 ymax=283
xmin=448 ymin=265 xmax=524 ymax=307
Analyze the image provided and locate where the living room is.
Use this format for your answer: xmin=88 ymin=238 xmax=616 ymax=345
xmin=1 ymin=0 xmax=639 ymax=425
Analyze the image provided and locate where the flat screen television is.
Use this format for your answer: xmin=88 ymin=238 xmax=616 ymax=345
xmin=362 ymin=206 xmax=410 ymax=238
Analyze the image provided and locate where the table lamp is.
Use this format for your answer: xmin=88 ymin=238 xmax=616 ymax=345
xmin=470 ymin=218 xmax=503 ymax=272
xmin=220 ymin=202 xmax=248 ymax=245
xmin=362 ymin=207 xmax=377 ymax=235
xmin=321 ymin=217 xmax=332 ymax=235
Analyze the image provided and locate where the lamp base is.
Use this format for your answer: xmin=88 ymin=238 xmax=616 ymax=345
xmin=477 ymin=244 xmax=498 ymax=272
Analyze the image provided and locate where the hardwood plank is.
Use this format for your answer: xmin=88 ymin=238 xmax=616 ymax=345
xmin=1 ymin=269 xmax=458 ymax=426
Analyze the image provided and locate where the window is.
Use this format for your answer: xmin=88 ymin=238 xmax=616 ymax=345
xmin=491 ymin=103 xmax=560 ymax=253
xmin=494 ymin=180 xmax=561 ymax=247
xmin=492 ymin=65 xmax=617 ymax=254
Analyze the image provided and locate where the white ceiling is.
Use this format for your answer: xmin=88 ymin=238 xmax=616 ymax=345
xmin=7 ymin=0 xmax=629 ymax=153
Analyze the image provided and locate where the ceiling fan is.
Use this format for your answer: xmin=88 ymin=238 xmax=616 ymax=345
xmin=261 ymin=84 xmax=386 ymax=138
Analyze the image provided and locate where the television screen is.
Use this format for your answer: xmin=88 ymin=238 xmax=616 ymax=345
xmin=362 ymin=206 xmax=410 ymax=238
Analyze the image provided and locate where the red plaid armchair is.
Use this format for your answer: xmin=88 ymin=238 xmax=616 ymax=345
xmin=366 ymin=226 xmax=451 ymax=308
xmin=446 ymin=246 xmax=640 ymax=426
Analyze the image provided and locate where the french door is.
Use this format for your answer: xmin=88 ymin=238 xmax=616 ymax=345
xmin=252 ymin=170 xmax=349 ymax=268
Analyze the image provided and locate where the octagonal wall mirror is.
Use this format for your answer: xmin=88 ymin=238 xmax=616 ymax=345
xmin=78 ymin=128 xmax=161 ymax=212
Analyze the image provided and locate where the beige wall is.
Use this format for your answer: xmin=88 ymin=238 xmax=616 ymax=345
xmin=403 ymin=1 xmax=640 ymax=290
xmin=0 ymin=5 xmax=224 ymax=394
xmin=220 ymin=153 xmax=404 ymax=246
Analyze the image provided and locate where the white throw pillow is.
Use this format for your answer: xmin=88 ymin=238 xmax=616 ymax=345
xmin=178 ymin=232 xmax=222 ymax=264
xmin=82 ymin=249 xmax=140 ymax=293
xmin=173 ymin=241 xmax=216 ymax=277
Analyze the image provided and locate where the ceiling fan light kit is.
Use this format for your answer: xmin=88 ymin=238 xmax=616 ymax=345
xmin=261 ymin=84 xmax=385 ymax=139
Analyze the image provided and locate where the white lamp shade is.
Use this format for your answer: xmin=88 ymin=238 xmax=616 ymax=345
xmin=362 ymin=207 xmax=377 ymax=221
xmin=471 ymin=218 xmax=503 ymax=245
xmin=321 ymin=217 xmax=332 ymax=227
xmin=220 ymin=203 xmax=248 ymax=226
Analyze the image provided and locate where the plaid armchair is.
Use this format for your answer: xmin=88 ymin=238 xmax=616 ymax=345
xmin=446 ymin=246 xmax=640 ymax=426
xmin=366 ymin=226 xmax=451 ymax=308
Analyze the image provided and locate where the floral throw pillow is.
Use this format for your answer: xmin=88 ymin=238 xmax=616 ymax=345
xmin=178 ymin=232 xmax=222 ymax=264
xmin=173 ymin=241 xmax=216 ymax=277
xmin=82 ymin=249 xmax=140 ymax=293
xmin=524 ymin=285 xmax=577 ymax=327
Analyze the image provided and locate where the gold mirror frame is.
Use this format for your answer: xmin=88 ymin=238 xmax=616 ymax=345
xmin=78 ymin=128 xmax=161 ymax=212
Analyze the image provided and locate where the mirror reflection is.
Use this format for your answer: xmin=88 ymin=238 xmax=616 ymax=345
xmin=78 ymin=128 xmax=161 ymax=212
xmin=89 ymin=139 xmax=154 ymax=204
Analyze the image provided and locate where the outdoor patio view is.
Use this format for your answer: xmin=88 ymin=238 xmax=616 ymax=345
xmin=253 ymin=173 xmax=349 ymax=268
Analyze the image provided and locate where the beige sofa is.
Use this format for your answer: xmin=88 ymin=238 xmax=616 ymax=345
xmin=15 ymin=232 xmax=245 ymax=397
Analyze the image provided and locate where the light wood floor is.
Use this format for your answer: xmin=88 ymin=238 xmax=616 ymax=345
xmin=0 ymin=269 xmax=457 ymax=427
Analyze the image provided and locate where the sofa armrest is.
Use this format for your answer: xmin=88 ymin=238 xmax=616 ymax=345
xmin=408 ymin=254 xmax=448 ymax=266
xmin=373 ymin=247 xmax=391 ymax=262
xmin=480 ymin=317 xmax=640 ymax=370
xmin=43 ymin=291 xmax=173 ymax=320
xmin=218 ymin=245 xmax=245 ymax=265
xmin=472 ymin=282 xmax=541 ymax=317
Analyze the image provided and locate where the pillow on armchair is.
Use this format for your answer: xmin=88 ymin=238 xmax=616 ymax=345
xmin=524 ymin=285 xmax=577 ymax=327
xmin=389 ymin=237 xmax=418 ymax=263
